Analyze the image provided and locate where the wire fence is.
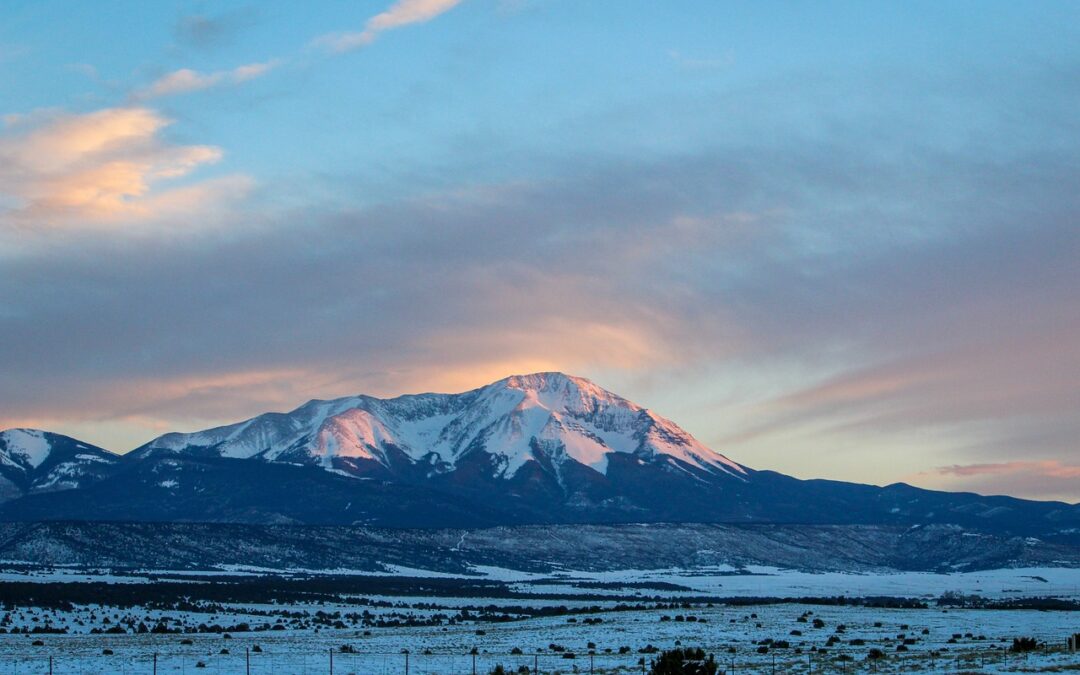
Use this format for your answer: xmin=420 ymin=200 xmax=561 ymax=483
xmin=0 ymin=645 xmax=1076 ymax=675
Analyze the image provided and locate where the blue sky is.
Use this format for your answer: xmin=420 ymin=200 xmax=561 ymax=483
xmin=2 ymin=1 xmax=1079 ymax=500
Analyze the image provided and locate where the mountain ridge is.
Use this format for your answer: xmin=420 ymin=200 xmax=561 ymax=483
xmin=0 ymin=429 xmax=118 ymax=502
xmin=1 ymin=373 xmax=1077 ymax=536
xmin=131 ymin=371 xmax=747 ymax=484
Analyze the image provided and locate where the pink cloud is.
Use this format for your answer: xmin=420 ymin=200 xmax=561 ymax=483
xmin=315 ymin=0 xmax=464 ymax=52
xmin=134 ymin=61 xmax=278 ymax=100
xmin=933 ymin=460 xmax=1080 ymax=480
xmin=0 ymin=107 xmax=248 ymax=227
xmin=912 ymin=460 xmax=1080 ymax=503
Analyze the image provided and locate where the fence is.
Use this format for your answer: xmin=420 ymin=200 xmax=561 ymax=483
xmin=0 ymin=644 xmax=1075 ymax=675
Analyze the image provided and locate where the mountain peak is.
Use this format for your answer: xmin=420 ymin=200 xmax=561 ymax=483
xmin=0 ymin=429 xmax=118 ymax=499
xmin=0 ymin=428 xmax=54 ymax=468
xmin=488 ymin=372 xmax=631 ymax=414
xmin=135 ymin=372 xmax=746 ymax=482
xmin=498 ymin=371 xmax=596 ymax=390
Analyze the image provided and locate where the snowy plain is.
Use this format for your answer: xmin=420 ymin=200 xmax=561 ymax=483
xmin=1 ymin=563 xmax=1079 ymax=673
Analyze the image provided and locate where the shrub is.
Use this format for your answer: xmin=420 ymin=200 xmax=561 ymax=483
xmin=1010 ymin=637 xmax=1040 ymax=653
xmin=650 ymin=647 xmax=718 ymax=675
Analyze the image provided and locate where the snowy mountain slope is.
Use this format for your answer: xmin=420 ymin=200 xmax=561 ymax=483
xmin=0 ymin=429 xmax=119 ymax=501
xmin=133 ymin=372 xmax=747 ymax=485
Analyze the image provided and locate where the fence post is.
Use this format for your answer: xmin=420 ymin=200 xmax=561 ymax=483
xmin=329 ymin=647 xmax=334 ymax=675
xmin=246 ymin=647 xmax=250 ymax=675
xmin=534 ymin=653 xmax=538 ymax=674
xmin=153 ymin=652 xmax=157 ymax=675
xmin=472 ymin=651 xmax=476 ymax=675
xmin=404 ymin=649 xmax=409 ymax=675
xmin=49 ymin=656 xmax=53 ymax=675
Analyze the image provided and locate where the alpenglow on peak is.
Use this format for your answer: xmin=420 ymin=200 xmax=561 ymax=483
xmin=135 ymin=372 xmax=747 ymax=482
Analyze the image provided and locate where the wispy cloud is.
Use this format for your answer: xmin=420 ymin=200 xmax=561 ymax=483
xmin=0 ymin=107 xmax=246 ymax=226
xmin=932 ymin=460 xmax=1080 ymax=479
xmin=917 ymin=461 xmax=1080 ymax=503
xmin=134 ymin=61 xmax=278 ymax=100
xmin=315 ymin=0 xmax=464 ymax=52
xmin=173 ymin=10 xmax=259 ymax=50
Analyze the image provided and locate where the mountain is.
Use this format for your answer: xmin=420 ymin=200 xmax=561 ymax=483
xmin=0 ymin=429 xmax=118 ymax=501
xmin=0 ymin=373 xmax=1078 ymax=536
xmin=132 ymin=372 xmax=746 ymax=483
xmin=3 ymin=521 xmax=1079 ymax=573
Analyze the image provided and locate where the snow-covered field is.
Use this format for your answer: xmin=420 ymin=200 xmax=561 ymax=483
xmin=1 ymin=565 xmax=1079 ymax=673
xmin=506 ymin=564 xmax=1080 ymax=600
xmin=2 ymin=604 xmax=1079 ymax=673
xmin=5 ymin=563 xmax=1080 ymax=600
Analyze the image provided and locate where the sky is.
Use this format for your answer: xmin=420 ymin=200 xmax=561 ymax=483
xmin=1 ymin=0 xmax=1078 ymax=502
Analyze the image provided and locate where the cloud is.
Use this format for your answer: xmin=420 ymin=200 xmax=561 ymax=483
xmin=0 ymin=107 xmax=245 ymax=226
xmin=2 ymin=128 xmax=1078 ymax=471
xmin=1 ymin=46 xmax=1079 ymax=506
xmin=315 ymin=0 xmax=464 ymax=52
xmin=934 ymin=461 xmax=1080 ymax=479
xmin=173 ymin=10 xmax=259 ymax=49
xmin=134 ymin=61 xmax=278 ymax=99
xmin=918 ymin=461 xmax=1080 ymax=503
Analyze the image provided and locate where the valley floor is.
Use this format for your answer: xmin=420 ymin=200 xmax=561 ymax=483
xmin=1 ymin=565 xmax=1079 ymax=673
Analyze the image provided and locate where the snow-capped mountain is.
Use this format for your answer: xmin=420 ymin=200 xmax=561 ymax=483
xmin=0 ymin=429 xmax=118 ymax=501
xmin=1 ymin=374 xmax=1077 ymax=535
xmin=134 ymin=373 xmax=747 ymax=485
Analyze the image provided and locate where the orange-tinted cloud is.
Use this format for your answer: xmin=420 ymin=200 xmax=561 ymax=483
xmin=134 ymin=61 xmax=278 ymax=99
xmin=0 ymin=107 xmax=247 ymax=227
xmin=316 ymin=0 xmax=464 ymax=52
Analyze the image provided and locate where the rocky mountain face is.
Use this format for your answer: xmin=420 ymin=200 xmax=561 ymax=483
xmin=1 ymin=373 xmax=1078 ymax=537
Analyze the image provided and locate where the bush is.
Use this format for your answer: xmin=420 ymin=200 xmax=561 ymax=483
xmin=867 ymin=648 xmax=885 ymax=660
xmin=650 ymin=647 xmax=718 ymax=675
xmin=1011 ymin=637 xmax=1040 ymax=653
